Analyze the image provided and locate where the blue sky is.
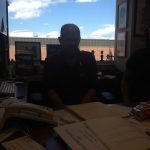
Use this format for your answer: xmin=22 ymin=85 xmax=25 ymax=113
xmin=8 ymin=0 xmax=116 ymax=39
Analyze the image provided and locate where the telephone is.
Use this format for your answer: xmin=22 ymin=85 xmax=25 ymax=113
xmin=0 ymin=98 xmax=57 ymax=129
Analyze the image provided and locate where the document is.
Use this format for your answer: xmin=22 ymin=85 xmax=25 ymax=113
xmin=107 ymin=104 xmax=131 ymax=117
xmin=53 ymin=109 xmax=81 ymax=126
xmin=55 ymin=121 xmax=108 ymax=150
xmin=66 ymin=102 xmax=121 ymax=120
xmin=54 ymin=117 xmax=150 ymax=150
xmin=2 ymin=136 xmax=46 ymax=150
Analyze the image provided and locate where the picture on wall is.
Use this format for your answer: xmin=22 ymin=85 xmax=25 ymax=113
xmin=134 ymin=0 xmax=146 ymax=36
xmin=118 ymin=1 xmax=127 ymax=29
xmin=15 ymin=42 xmax=41 ymax=63
xmin=116 ymin=31 xmax=126 ymax=57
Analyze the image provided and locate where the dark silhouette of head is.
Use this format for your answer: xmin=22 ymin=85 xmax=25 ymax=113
xmin=58 ymin=23 xmax=81 ymax=55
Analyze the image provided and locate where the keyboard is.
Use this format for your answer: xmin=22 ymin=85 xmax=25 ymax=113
xmin=0 ymin=81 xmax=15 ymax=97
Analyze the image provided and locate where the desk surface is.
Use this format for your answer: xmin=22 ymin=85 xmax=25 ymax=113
xmin=55 ymin=103 xmax=150 ymax=150
xmin=1 ymin=125 xmax=68 ymax=150
xmin=0 ymin=102 xmax=150 ymax=150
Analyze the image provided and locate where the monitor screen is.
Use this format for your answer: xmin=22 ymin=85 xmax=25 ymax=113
xmin=15 ymin=54 xmax=33 ymax=76
xmin=15 ymin=42 xmax=41 ymax=66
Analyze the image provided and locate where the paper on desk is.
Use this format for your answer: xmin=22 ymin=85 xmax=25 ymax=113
xmin=67 ymin=102 xmax=121 ymax=120
xmin=54 ymin=117 xmax=150 ymax=150
xmin=55 ymin=121 xmax=108 ymax=150
xmin=53 ymin=109 xmax=80 ymax=126
xmin=2 ymin=136 xmax=46 ymax=150
xmin=87 ymin=117 xmax=150 ymax=150
xmin=107 ymin=104 xmax=131 ymax=117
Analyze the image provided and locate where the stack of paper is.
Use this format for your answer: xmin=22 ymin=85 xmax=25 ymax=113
xmin=54 ymin=102 xmax=150 ymax=150
xmin=55 ymin=117 xmax=150 ymax=150
xmin=66 ymin=102 xmax=124 ymax=120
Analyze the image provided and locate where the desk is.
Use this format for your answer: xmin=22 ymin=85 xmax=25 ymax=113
xmin=0 ymin=98 xmax=69 ymax=150
xmin=55 ymin=103 xmax=150 ymax=150
xmin=0 ymin=123 xmax=68 ymax=150
xmin=0 ymin=102 xmax=150 ymax=150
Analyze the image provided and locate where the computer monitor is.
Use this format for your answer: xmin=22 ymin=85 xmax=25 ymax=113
xmin=15 ymin=41 xmax=41 ymax=66
xmin=15 ymin=54 xmax=34 ymax=77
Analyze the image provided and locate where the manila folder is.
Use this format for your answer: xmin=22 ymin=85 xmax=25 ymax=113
xmin=54 ymin=117 xmax=150 ymax=150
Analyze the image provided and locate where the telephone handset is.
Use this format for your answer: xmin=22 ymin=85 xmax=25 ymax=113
xmin=0 ymin=98 xmax=57 ymax=129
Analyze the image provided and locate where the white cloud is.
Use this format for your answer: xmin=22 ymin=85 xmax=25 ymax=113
xmin=43 ymin=23 xmax=52 ymax=28
xmin=39 ymin=31 xmax=59 ymax=38
xmin=9 ymin=30 xmax=34 ymax=37
xmin=43 ymin=23 xmax=50 ymax=26
xmin=81 ymin=34 xmax=88 ymax=39
xmin=8 ymin=0 xmax=67 ymax=19
xmin=90 ymin=24 xmax=115 ymax=39
xmin=9 ymin=24 xmax=115 ymax=39
xmin=8 ymin=0 xmax=98 ymax=19
xmin=75 ymin=0 xmax=97 ymax=2
xmin=19 ymin=22 xmax=23 ymax=25
xmin=79 ymin=26 xmax=84 ymax=31
xmin=9 ymin=30 xmax=59 ymax=38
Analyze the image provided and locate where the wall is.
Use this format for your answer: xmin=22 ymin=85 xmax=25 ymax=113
xmin=114 ymin=0 xmax=133 ymax=71
xmin=115 ymin=0 xmax=148 ymax=71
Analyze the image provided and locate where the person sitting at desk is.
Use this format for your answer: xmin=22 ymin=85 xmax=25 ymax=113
xmin=44 ymin=23 xmax=97 ymax=109
xmin=122 ymin=26 xmax=150 ymax=106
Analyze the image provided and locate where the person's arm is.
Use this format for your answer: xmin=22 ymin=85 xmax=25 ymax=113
xmin=44 ymin=57 xmax=65 ymax=110
xmin=47 ymin=89 xmax=65 ymax=110
xmin=81 ymin=52 xmax=97 ymax=103
xmin=81 ymin=88 xmax=96 ymax=103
